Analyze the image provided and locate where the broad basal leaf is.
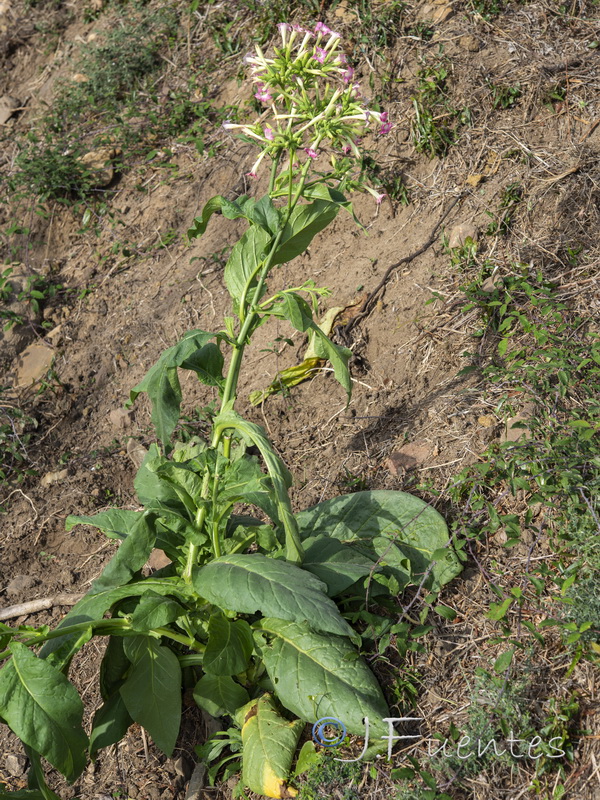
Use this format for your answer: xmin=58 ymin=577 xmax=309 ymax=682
xmin=302 ymin=536 xmax=376 ymax=596
xmin=239 ymin=694 xmax=302 ymax=799
xmin=130 ymin=590 xmax=186 ymax=632
xmin=257 ymin=619 xmax=389 ymax=743
xmin=89 ymin=691 xmax=133 ymax=759
xmin=204 ymin=612 xmax=254 ymax=676
xmin=192 ymin=554 xmax=354 ymax=639
xmin=187 ymin=194 xmax=254 ymax=240
xmin=296 ymin=490 xmax=462 ymax=591
xmin=0 ymin=642 xmax=88 ymax=781
xmin=193 ymin=674 xmax=249 ymax=718
xmin=120 ymin=637 xmax=181 ymax=757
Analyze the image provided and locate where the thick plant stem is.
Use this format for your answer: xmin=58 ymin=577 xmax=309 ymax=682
xmin=183 ymin=158 xmax=316 ymax=580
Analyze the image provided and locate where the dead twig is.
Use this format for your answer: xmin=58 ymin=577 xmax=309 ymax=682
xmin=0 ymin=593 xmax=83 ymax=621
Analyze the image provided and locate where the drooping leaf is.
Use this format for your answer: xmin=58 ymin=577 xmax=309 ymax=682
xmin=187 ymin=194 xmax=255 ymax=240
xmin=213 ymin=411 xmax=303 ymax=564
xmin=300 ymin=184 xmax=363 ymax=229
xmin=120 ymin=637 xmax=182 ymax=756
xmin=99 ymin=636 xmax=131 ymax=700
xmin=65 ymin=509 xmax=142 ymax=540
xmin=40 ymin=578 xmax=191 ymax=664
xmin=296 ymin=490 xmax=462 ymax=591
xmin=192 ymin=554 xmax=354 ymax=639
xmin=272 ymin=200 xmax=339 ymax=265
xmin=89 ymin=691 xmax=133 ymax=759
xmin=0 ymin=642 xmax=88 ymax=781
xmin=270 ymin=293 xmax=351 ymax=401
xmin=239 ymin=694 xmax=303 ymax=798
xmin=127 ymin=330 xmax=219 ymax=445
xmin=193 ymin=674 xmax=249 ymax=718
xmin=257 ymin=619 xmax=389 ymax=743
xmin=204 ymin=612 xmax=254 ymax=676
xmin=180 ymin=342 xmax=224 ymax=389
xmin=302 ymin=536 xmax=376 ymax=596
xmin=90 ymin=512 xmax=157 ymax=593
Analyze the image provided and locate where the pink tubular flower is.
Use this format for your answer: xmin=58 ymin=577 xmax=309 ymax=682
xmin=254 ymin=83 xmax=273 ymax=103
xmin=314 ymin=21 xmax=333 ymax=37
xmin=304 ymin=147 xmax=318 ymax=159
xmin=378 ymin=122 xmax=393 ymax=135
xmin=263 ymin=126 xmax=275 ymax=141
xmin=314 ymin=46 xmax=328 ymax=64
xmin=341 ymin=67 xmax=355 ymax=84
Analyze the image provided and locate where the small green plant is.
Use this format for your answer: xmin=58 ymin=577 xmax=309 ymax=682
xmin=485 ymin=182 xmax=522 ymax=236
xmin=0 ymin=25 xmax=462 ymax=800
xmin=488 ymin=81 xmax=522 ymax=109
xmin=411 ymin=60 xmax=465 ymax=158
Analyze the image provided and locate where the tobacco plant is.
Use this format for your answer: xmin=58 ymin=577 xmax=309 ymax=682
xmin=0 ymin=23 xmax=462 ymax=799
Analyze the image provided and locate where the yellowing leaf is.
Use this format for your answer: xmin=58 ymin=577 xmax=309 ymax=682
xmin=239 ymin=695 xmax=302 ymax=798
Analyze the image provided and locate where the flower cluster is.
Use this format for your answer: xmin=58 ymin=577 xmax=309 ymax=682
xmin=222 ymin=21 xmax=392 ymax=181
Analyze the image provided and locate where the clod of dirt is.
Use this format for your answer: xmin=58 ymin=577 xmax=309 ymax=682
xmin=109 ymin=407 xmax=133 ymax=430
xmin=385 ymin=441 xmax=431 ymax=475
xmin=0 ymin=94 xmax=19 ymax=124
xmin=4 ymin=753 xmax=27 ymax=777
xmin=6 ymin=574 xmax=36 ymax=597
xmin=448 ymin=222 xmax=478 ymax=248
xmin=418 ymin=1 xmax=454 ymax=24
xmin=40 ymin=468 xmax=68 ymax=487
xmin=459 ymin=35 xmax=480 ymax=52
xmin=14 ymin=342 xmax=54 ymax=389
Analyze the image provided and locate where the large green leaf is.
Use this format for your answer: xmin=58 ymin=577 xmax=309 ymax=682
xmin=193 ymin=674 xmax=249 ymax=718
xmin=296 ymin=490 xmax=462 ymax=591
xmin=0 ymin=642 xmax=88 ymax=781
xmin=192 ymin=554 xmax=354 ymax=639
xmin=302 ymin=536 xmax=376 ymax=596
xmin=239 ymin=694 xmax=303 ymax=799
xmin=127 ymin=330 xmax=220 ymax=445
xmin=224 ymin=225 xmax=271 ymax=312
xmin=257 ymin=619 xmax=389 ymax=741
xmin=120 ymin=637 xmax=182 ymax=757
xmin=130 ymin=591 xmax=186 ymax=632
xmin=272 ymin=200 xmax=339 ymax=265
xmin=204 ymin=612 xmax=254 ymax=676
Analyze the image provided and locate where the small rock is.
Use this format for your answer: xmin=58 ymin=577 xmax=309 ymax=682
xmin=448 ymin=222 xmax=478 ymax=248
xmin=5 ymin=753 xmax=28 ymax=777
xmin=418 ymin=2 xmax=454 ymax=23
xmin=79 ymin=147 xmax=118 ymax=188
xmin=46 ymin=324 xmax=63 ymax=343
xmin=6 ymin=574 xmax=36 ymax=597
xmin=41 ymin=468 xmax=68 ymax=487
xmin=466 ymin=173 xmax=484 ymax=187
xmin=459 ymin=35 xmax=480 ymax=52
xmin=480 ymin=276 xmax=499 ymax=293
xmin=500 ymin=404 xmax=534 ymax=443
xmin=15 ymin=342 xmax=54 ymax=389
xmin=127 ymin=438 xmax=148 ymax=469
xmin=71 ymin=73 xmax=89 ymax=83
xmin=0 ymin=94 xmax=20 ymax=125
xmin=109 ymin=407 xmax=132 ymax=430
xmin=477 ymin=415 xmax=495 ymax=427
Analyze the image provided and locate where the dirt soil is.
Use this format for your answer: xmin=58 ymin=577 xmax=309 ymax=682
xmin=1 ymin=1 xmax=599 ymax=798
